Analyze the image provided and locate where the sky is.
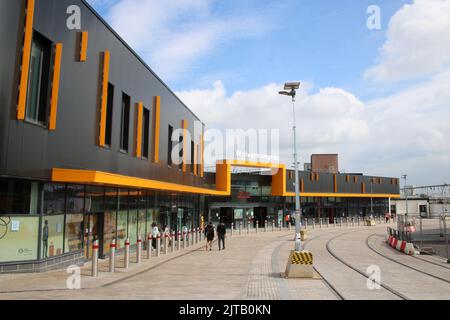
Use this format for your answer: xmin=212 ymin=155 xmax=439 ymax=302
xmin=86 ymin=0 xmax=450 ymax=187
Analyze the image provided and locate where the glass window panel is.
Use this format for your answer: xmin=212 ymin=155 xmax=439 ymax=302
xmin=41 ymin=215 xmax=64 ymax=258
xmin=64 ymin=213 xmax=83 ymax=253
xmin=85 ymin=186 xmax=104 ymax=213
xmin=0 ymin=179 xmax=38 ymax=215
xmin=66 ymin=185 xmax=85 ymax=213
xmin=43 ymin=184 xmax=66 ymax=214
xmin=0 ymin=216 xmax=39 ymax=262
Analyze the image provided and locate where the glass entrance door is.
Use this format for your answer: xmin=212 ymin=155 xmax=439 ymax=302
xmin=83 ymin=213 xmax=100 ymax=259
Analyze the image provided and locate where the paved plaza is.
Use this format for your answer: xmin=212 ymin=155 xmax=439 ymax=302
xmin=1 ymin=221 xmax=449 ymax=300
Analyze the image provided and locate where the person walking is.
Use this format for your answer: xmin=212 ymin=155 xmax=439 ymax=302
xmin=205 ymin=222 xmax=214 ymax=251
xmin=151 ymin=222 xmax=159 ymax=250
xmin=285 ymin=214 xmax=290 ymax=228
xmin=385 ymin=212 xmax=391 ymax=223
xmin=217 ymin=220 xmax=226 ymax=251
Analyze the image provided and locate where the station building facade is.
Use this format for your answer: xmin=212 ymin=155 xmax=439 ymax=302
xmin=0 ymin=0 xmax=400 ymax=272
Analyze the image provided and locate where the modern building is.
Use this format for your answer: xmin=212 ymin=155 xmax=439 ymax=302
xmin=0 ymin=0 xmax=400 ymax=273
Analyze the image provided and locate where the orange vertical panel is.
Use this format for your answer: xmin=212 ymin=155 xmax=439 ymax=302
xmin=301 ymin=179 xmax=304 ymax=193
xmin=194 ymin=143 xmax=198 ymax=176
xmin=182 ymin=120 xmax=188 ymax=172
xmin=17 ymin=0 xmax=35 ymax=120
xmin=200 ymin=134 xmax=204 ymax=177
xmin=334 ymin=174 xmax=337 ymax=193
xmin=80 ymin=31 xmax=88 ymax=62
xmin=153 ymin=96 xmax=161 ymax=163
xmin=99 ymin=51 xmax=110 ymax=146
xmin=48 ymin=43 xmax=63 ymax=130
xmin=136 ymin=102 xmax=143 ymax=158
xmin=362 ymin=182 xmax=366 ymax=193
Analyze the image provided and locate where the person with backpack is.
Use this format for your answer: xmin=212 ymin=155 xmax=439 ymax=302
xmin=217 ymin=220 xmax=226 ymax=251
xmin=205 ymin=222 xmax=214 ymax=251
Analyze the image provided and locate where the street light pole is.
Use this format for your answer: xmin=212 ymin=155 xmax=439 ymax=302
xmin=279 ymin=82 xmax=302 ymax=252
xmin=402 ymin=175 xmax=408 ymax=217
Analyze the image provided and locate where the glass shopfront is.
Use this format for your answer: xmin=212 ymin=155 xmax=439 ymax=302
xmin=0 ymin=178 xmax=206 ymax=264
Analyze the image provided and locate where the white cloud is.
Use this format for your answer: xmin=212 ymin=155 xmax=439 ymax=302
xmin=177 ymin=81 xmax=369 ymax=168
xmin=177 ymin=67 xmax=450 ymax=185
xmin=364 ymin=0 xmax=450 ymax=83
xmin=94 ymin=0 xmax=271 ymax=81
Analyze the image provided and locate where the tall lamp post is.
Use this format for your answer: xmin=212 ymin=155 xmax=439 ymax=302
xmin=402 ymin=174 xmax=408 ymax=217
xmin=279 ymin=82 xmax=302 ymax=252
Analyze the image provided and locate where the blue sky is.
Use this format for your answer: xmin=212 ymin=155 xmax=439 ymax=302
xmin=88 ymin=0 xmax=409 ymax=98
xmin=86 ymin=0 xmax=450 ymax=186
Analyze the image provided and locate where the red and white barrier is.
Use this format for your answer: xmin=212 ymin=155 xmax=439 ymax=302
xmin=385 ymin=233 xmax=418 ymax=256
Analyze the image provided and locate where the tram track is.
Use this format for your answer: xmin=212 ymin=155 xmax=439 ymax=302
xmin=324 ymin=231 xmax=409 ymax=300
xmin=366 ymin=233 xmax=450 ymax=284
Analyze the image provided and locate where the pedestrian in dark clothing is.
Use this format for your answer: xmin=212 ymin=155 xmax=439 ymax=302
xmin=205 ymin=222 xmax=214 ymax=251
xmin=217 ymin=221 xmax=226 ymax=250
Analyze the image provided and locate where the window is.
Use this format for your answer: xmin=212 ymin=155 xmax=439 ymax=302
xmin=26 ymin=31 xmax=52 ymax=125
xmin=120 ymin=93 xmax=130 ymax=152
xmin=142 ymin=108 xmax=150 ymax=158
xmin=190 ymin=140 xmax=195 ymax=174
xmin=105 ymin=83 xmax=114 ymax=147
xmin=168 ymin=125 xmax=173 ymax=166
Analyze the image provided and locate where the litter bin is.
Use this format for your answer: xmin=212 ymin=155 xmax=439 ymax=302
xmin=300 ymin=229 xmax=307 ymax=241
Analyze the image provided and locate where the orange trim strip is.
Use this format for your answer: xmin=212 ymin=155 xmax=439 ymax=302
xmin=194 ymin=143 xmax=198 ymax=176
xmin=80 ymin=31 xmax=88 ymax=62
xmin=362 ymin=182 xmax=366 ymax=193
xmin=334 ymin=174 xmax=337 ymax=193
xmin=136 ymin=102 xmax=143 ymax=158
xmin=285 ymin=192 xmax=400 ymax=199
xmin=52 ymin=168 xmax=228 ymax=196
xmin=153 ymin=96 xmax=161 ymax=163
xmin=182 ymin=120 xmax=188 ymax=172
xmin=200 ymin=133 xmax=204 ymax=177
xmin=17 ymin=0 xmax=35 ymax=120
xmin=49 ymin=43 xmax=63 ymax=130
xmin=99 ymin=51 xmax=110 ymax=146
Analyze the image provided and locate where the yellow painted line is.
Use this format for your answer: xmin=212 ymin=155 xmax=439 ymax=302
xmin=49 ymin=43 xmax=63 ymax=130
xmin=17 ymin=0 xmax=35 ymax=120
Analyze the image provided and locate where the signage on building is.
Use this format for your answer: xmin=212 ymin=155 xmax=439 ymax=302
xmin=236 ymin=191 xmax=251 ymax=199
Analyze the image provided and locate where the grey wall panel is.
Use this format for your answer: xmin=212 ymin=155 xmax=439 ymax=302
xmin=1 ymin=0 xmax=206 ymax=188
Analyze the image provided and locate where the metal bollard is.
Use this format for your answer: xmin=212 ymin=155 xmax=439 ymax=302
xmin=358 ymin=217 xmax=360 ymax=226
xmin=312 ymin=219 xmax=315 ymax=229
xmin=171 ymin=231 xmax=175 ymax=252
xmin=289 ymin=222 xmax=292 ymax=231
xmin=319 ymin=218 xmax=322 ymax=228
xmin=147 ymin=233 xmax=152 ymax=259
xmin=183 ymin=231 xmax=187 ymax=249
xmin=197 ymin=228 xmax=200 ymax=244
xmin=109 ymin=239 xmax=116 ymax=273
xmin=231 ymin=223 xmax=234 ymax=236
xmin=272 ymin=220 xmax=275 ymax=232
xmin=156 ymin=234 xmax=161 ymax=257
xmin=305 ymin=219 xmax=308 ymax=230
xmin=187 ymin=230 xmax=190 ymax=247
xmin=177 ymin=231 xmax=181 ymax=251
xmin=124 ymin=238 xmax=130 ymax=269
xmin=92 ymin=240 xmax=99 ymax=277
xmin=191 ymin=229 xmax=195 ymax=247
xmin=239 ymin=222 xmax=242 ymax=235
xmin=264 ymin=220 xmax=267 ymax=232
xmin=327 ymin=218 xmax=329 ymax=228
xmin=346 ymin=217 xmax=349 ymax=227
xmin=247 ymin=223 xmax=250 ymax=234
xmin=256 ymin=221 xmax=259 ymax=233
xmin=340 ymin=218 xmax=343 ymax=228
xmin=279 ymin=221 xmax=282 ymax=231
xmin=164 ymin=233 xmax=168 ymax=254
xmin=136 ymin=235 xmax=142 ymax=264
